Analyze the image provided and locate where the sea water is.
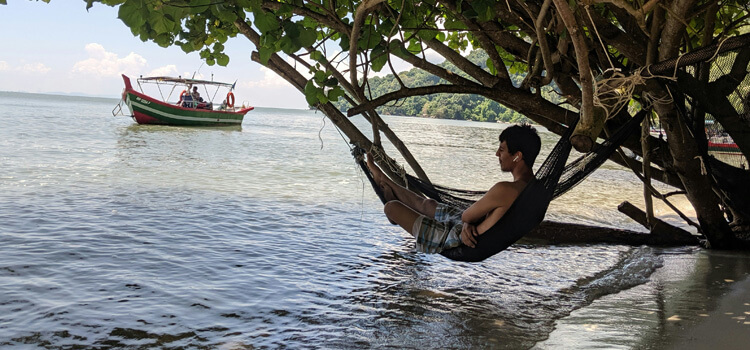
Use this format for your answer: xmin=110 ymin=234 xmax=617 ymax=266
xmin=0 ymin=91 xmax=705 ymax=348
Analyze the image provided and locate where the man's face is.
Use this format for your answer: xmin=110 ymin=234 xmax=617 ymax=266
xmin=496 ymin=141 xmax=515 ymax=172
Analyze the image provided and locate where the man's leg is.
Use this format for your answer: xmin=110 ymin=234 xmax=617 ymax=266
xmin=367 ymin=153 xmax=438 ymax=218
xmin=382 ymin=200 xmax=423 ymax=234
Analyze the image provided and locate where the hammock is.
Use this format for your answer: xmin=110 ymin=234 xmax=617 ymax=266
xmin=357 ymin=110 xmax=647 ymax=262
xmin=357 ymin=33 xmax=750 ymax=258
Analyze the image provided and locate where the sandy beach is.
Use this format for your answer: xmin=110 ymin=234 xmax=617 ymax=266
xmin=536 ymin=247 xmax=750 ymax=349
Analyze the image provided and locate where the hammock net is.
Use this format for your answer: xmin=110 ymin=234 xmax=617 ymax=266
xmin=356 ymin=33 xmax=750 ymax=259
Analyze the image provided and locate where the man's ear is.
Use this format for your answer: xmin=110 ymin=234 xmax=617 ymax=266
xmin=513 ymin=152 xmax=523 ymax=162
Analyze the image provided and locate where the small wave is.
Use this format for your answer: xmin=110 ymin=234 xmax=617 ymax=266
xmin=563 ymin=246 xmax=664 ymax=304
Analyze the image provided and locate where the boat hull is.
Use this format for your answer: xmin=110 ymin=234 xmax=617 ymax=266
xmin=121 ymin=75 xmax=253 ymax=127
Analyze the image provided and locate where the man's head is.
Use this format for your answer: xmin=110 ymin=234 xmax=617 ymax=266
xmin=193 ymin=86 xmax=198 ymax=92
xmin=499 ymin=123 xmax=541 ymax=167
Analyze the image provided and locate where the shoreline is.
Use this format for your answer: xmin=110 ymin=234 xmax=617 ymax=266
xmin=535 ymin=248 xmax=750 ymax=349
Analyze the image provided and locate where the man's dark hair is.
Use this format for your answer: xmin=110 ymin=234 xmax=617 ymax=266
xmin=499 ymin=123 xmax=542 ymax=166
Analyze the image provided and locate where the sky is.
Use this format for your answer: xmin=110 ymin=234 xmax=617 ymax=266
xmin=0 ymin=1 xmax=310 ymax=108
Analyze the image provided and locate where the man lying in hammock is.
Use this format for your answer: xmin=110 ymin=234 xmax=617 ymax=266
xmin=367 ymin=124 xmax=541 ymax=254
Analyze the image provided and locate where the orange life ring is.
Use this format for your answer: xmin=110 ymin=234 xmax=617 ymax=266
xmin=226 ymin=92 xmax=235 ymax=108
xmin=178 ymin=90 xmax=189 ymax=105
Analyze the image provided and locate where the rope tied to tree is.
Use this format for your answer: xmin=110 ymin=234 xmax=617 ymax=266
xmin=694 ymin=155 xmax=708 ymax=175
xmin=364 ymin=144 xmax=408 ymax=187
xmin=593 ymin=66 xmax=679 ymax=120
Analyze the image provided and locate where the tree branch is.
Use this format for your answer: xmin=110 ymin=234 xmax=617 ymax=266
xmin=439 ymin=0 xmax=510 ymax=80
xmin=552 ymin=0 xmax=594 ymax=142
xmin=349 ymin=0 xmax=387 ymax=94
xmin=348 ymin=84 xmax=486 ymax=116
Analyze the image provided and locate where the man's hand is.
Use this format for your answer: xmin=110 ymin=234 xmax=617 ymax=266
xmin=460 ymin=223 xmax=479 ymax=248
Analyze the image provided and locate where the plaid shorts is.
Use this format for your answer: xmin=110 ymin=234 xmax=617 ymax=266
xmin=412 ymin=203 xmax=464 ymax=253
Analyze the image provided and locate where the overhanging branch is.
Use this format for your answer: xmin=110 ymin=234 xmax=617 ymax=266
xmin=347 ymin=84 xmax=487 ymax=117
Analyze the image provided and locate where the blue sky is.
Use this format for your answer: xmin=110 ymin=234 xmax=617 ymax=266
xmin=0 ymin=1 xmax=308 ymax=108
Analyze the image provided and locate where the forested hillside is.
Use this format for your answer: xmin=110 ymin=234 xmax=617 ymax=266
xmin=334 ymin=51 xmax=562 ymax=122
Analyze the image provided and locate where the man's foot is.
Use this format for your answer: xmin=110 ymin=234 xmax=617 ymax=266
xmin=366 ymin=152 xmax=386 ymax=184
xmin=379 ymin=181 xmax=398 ymax=202
xmin=379 ymin=182 xmax=399 ymax=225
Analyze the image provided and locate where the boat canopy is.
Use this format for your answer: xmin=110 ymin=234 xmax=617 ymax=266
xmin=137 ymin=76 xmax=235 ymax=89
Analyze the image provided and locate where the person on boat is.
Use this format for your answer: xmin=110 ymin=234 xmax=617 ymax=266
xmin=366 ymin=123 xmax=541 ymax=253
xmin=189 ymin=86 xmax=214 ymax=109
xmin=191 ymin=86 xmax=203 ymax=102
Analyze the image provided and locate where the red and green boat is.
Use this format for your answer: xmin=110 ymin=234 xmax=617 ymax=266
xmin=708 ymin=136 xmax=747 ymax=169
xmin=118 ymin=74 xmax=254 ymax=126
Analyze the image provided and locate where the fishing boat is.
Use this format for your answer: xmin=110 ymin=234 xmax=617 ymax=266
xmin=115 ymin=74 xmax=254 ymax=126
xmin=708 ymin=135 xmax=746 ymax=168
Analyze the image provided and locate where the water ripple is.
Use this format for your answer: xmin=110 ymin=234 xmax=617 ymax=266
xmin=0 ymin=94 xmax=680 ymax=348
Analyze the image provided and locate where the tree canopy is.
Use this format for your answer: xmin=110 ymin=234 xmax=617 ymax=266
xmin=33 ymin=0 xmax=750 ymax=249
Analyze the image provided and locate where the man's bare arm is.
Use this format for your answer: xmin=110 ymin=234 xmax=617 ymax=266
xmin=461 ymin=182 xmax=515 ymax=224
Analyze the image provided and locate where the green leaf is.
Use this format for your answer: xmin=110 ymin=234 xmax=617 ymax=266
xmin=486 ymin=58 xmax=497 ymax=75
xmin=304 ymin=80 xmax=319 ymax=105
xmin=324 ymin=77 xmax=338 ymax=87
xmin=179 ymin=42 xmax=194 ymax=53
xmin=212 ymin=4 xmax=238 ymax=22
xmin=406 ymin=40 xmax=422 ymax=54
xmin=357 ymin=25 xmax=381 ymax=50
xmin=282 ymin=21 xmax=300 ymax=37
xmin=190 ymin=0 xmax=211 ymax=13
xmin=317 ymin=90 xmax=329 ymax=104
xmin=370 ymin=44 xmax=387 ymax=72
xmin=388 ymin=39 xmax=410 ymax=56
xmin=338 ymin=36 xmax=350 ymax=51
xmin=327 ymin=86 xmax=345 ymax=102
xmin=154 ymin=33 xmax=172 ymax=47
xmin=253 ymin=10 xmax=279 ymax=33
xmin=258 ymin=47 xmax=273 ymax=65
xmin=216 ymin=53 xmax=230 ymax=66
xmin=149 ymin=13 xmax=175 ymax=34
xmin=313 ymin=70 xmax=326 ymax=85
xmin=310 ymin=50 xmax=324 ymax=62
xmin=118 ymin=1 xmax=147 ymax=30
xmin=420 ymin=29 xmax=439 ymax=41
xmin=279 ymin=36 xmax=298 ymax=54
xmin=295 ymin=27 xmax=317 ymax=48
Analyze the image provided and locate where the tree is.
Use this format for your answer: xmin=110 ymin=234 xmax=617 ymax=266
xmin=48 ymin=0 xmax=749 ymax=248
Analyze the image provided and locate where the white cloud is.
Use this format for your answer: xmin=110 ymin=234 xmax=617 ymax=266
xmin=147 ymin=65 xmax=179 ymax=77
xmin=0 ymin=61 xmax=8 ymax=71
xmin=71 ymin=43 xmax=147 ymax=77
xmin=17 ymin=62 xmax=51 ymax=74
xmin=242 ymin=66 xmax=290 ymax=88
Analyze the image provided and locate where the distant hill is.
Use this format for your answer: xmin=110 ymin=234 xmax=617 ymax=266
xmin=333 ymin=51 xmax=562 ymax=123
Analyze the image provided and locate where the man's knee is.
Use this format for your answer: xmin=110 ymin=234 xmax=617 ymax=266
xmin=383 ymin=200 xmax=403 ymax=218
xmin=424 ymin=198 xmax=438 ymax=209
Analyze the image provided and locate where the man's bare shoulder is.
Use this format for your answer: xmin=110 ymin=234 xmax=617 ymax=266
xmin=488 ymin=180 xmax=528 ymax=192
xmin=486 ymin=180 xmax=531 ymax=202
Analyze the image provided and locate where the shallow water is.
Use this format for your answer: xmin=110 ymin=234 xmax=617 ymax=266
xmin=0 ymin=91 xmax=697 ymax=348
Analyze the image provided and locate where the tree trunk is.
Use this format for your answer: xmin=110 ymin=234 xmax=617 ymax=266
xmin=655 ymin=102 xmax=734 ymax=248
xmin=523 ymin=220 xmax=698 ymax=246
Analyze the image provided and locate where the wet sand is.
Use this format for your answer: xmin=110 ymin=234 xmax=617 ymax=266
xmin=535 ymin=247 xmax=750 ymax=349
xmin=667 ymin=274 xmax=750 ymax=349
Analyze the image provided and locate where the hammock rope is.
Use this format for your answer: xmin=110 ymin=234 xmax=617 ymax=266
xmin=356 ymin=111 xmax=647 ymax=261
